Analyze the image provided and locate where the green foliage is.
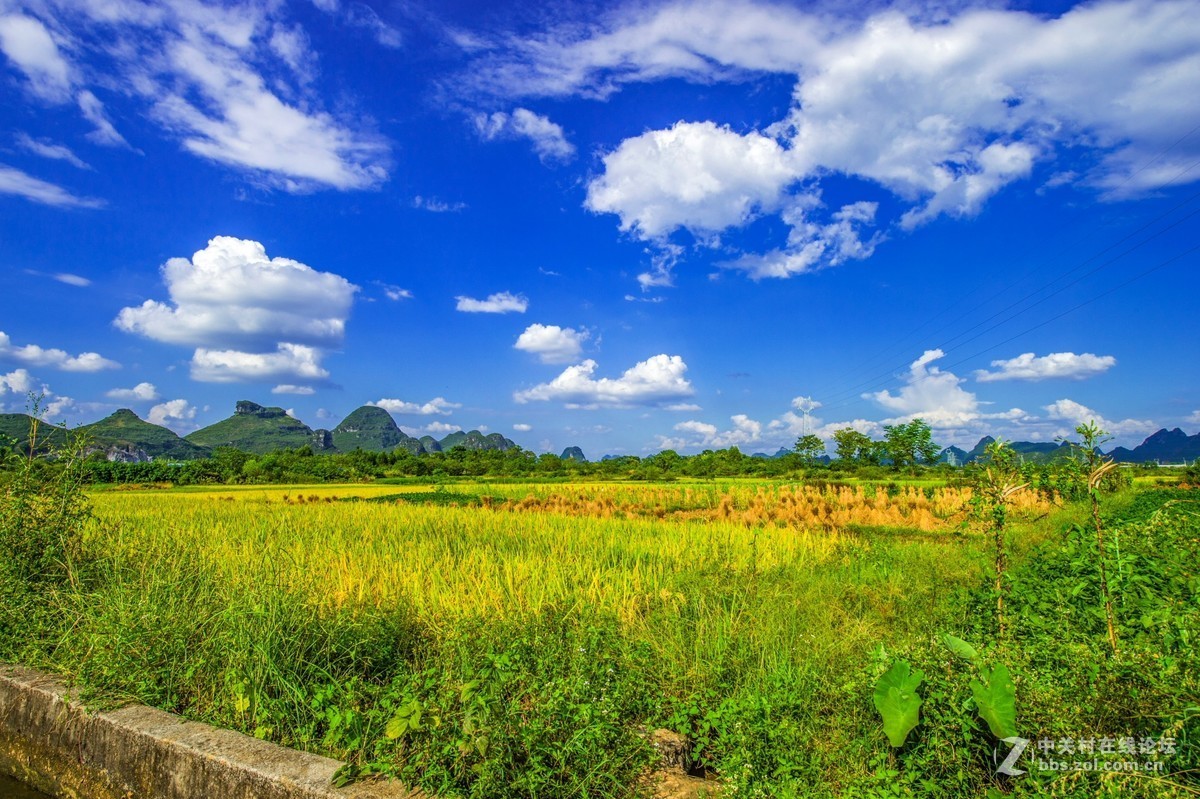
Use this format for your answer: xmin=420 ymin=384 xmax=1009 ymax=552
xmin=874 ymin=660 xmax=925 ymax=747
xmin=794 ymin=433 xmax=826 ymax=464
xmin=0 ymin=411 xmax=91 ymax=588
xmin=969 ymin=663 xmax=1017 ymax=740
xmin=882 ymin=419 xmax=939 ymax=468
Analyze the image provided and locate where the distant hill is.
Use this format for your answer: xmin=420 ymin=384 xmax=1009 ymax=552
xmin=1109 ymin=428 xmax=1200 ymax=463
xmin=960 ymin=436 xmax=1077 ymax=465
xmin=439 ymin=430 xmax=517 ymax=451
xmin=186 ymin=401 xmax=332 ymax=455
xmin=332 ymin=406 xmax=424 ymax=454
xmin=561 ymin=446 xmax=587 ymax=462
xmin=80 ymin=409 xmax=209 ymax=461
xmin=938 ymin=446 xmax=970 ymax=466
xmin=0 ymin=413 xmax=68 ymax=453
xmin=418 ymin=435 xmax=442 ymax=453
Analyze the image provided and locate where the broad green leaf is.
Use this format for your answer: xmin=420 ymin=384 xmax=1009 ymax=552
xmin=971 ymin=663 xmax=1017 ymax=739
xmin=384 ymin=715 xmax=408 ymax=740
xmin=873 ymin=660 xmax=925 ymax=747
xmin=940 ymin=634 xmax=980 ymax=666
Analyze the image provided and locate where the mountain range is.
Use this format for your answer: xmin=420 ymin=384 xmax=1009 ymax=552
xmin=3 ymin=402 xmax=1197 ymax=465
xmin=0 ymin=400 xmax=517 ymax=461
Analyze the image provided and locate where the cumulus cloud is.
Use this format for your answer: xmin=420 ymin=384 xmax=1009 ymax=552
xmin=0 ymin=164 xmax=105 ymax=208
xmin=455 ymin=291 xmax=528 ymax=314
xmin=514 ymin=354 xmax=694 ymax=409
xmin=975 ymin=352 xmax=1117 ymax=382
xmin=514 ymin=323 xmax=589 ymax=364
xmin=662 ymin=414 xmax=764 ymax=450
xmin=475 ymin=108 xmax=575 ymax=162
xmin=0 ymin=368 xmax=36 ymax=395
xmin=1187 ymin=410 xmax=1200 ymax=427
xmin=148 ymin=398 xmax=198 ymax=431
xmin=190 ymin=344 xmax=329 ymax=384
xmin=369 ymin=397 xmax=461 ymax=416
xmin=1044 ymin=398 xmax=1156 ymax=437
xmin=0 ymin=331 xmax=119 ymax=372
xmin=116 ymin=237 xmax=356 ymax=385
xmin=586 ymin=121 xmax=794 ymax=240
xmin=475 ymin=0 xmax=1200 ymax=280
xmin=513 ymin=423 xmax=532 ymax=432
xmin=106 ymin=382 xmax=160 ymax=401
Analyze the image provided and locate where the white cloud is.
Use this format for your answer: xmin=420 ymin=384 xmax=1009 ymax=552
xmin=474 ymin=108 xmax=575 ymax=162
xmin=16 ymin=134 xmax=90 ymax=169
xmin=106 ymin=382 xmax=160 ymax=401
xmin=369 ymin=397 xmax=461 ymax=416
xmin=664 ymin=413 xmax=764 ymax=450
xmin=1044 ymin=399 xmax=1157 ymax=438
xmin=462 ymin=0 xmax=827 ymax=99
xmin=19 ymin=0 xmax=387 ymax=189
xmin=0 ymin=368 xmax=36 ymax=395
xmin=1187 ymin=410 xmax=1200 ymax=427
xmin=664 ymin=402 xmax=701 ymax=412
xmin=401 ymin=420 xmax=459 ymax=436
xmin=865 ymin=349 xmax=1026 ymax=430
xmin=514 ymin=323 xmax=589 ymax=364
xmin=514 ymin=354 xmax=694 ymax=409
xmin=513 ymin=423 xmax=532 ymax=432
xmin=381 ymin=285 xmax=413 ymax=301
xmin=485 ymin=0 xmax=1200 ymax=278
xmin=586 ymin=121 xmax=795 ymax=241
xmin=190 ymin=344 xmax=329 ymax=384
xmin=455 ymin=291 xmax=528 ymax=314
xmin=0 ymin=13 xmax=71 ymax=100
xmin=412 ymin=195 xmax=466 ymax=213
xmin=975 ymin=352 xmax=1117 ymax=382
xmin=0 ymin=331 xmax=120 ymax=372
xmin=0 ymin=164 xmax=105 ymax=208
xmin=77 ymin=90 xmax=129 ymax=148
xmin=116 ymin=236 xmax=356 ymax=385
xmin=272 ymin=384 xmax=315 ymax=395
xmin=148 ymin=398 xmax=198 ymax=431
xmin=52 ymin=273 xmax=92 ymax=287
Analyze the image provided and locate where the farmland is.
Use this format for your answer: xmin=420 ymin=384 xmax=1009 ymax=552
xmin=2 ymin=473 xmax=1199 ymax=798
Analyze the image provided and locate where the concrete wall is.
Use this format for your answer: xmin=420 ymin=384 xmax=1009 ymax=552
xmin=0 ymin=666 xmax=420 ymax=799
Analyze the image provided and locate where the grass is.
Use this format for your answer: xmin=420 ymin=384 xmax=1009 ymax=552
xmin=2 ymin=479 xmax=1197 ymax=798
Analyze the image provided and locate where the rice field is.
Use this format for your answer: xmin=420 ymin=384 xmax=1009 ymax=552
xmin=21 ymin=479 xmax=1095 ymax=797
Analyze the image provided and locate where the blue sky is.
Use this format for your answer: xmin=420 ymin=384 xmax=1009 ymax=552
xmin=1 ymin=0 xmax=1197 ymax=455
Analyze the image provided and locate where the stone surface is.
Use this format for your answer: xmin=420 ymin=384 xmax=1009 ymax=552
xmin=0 ymin=666 xmax=419 ymax=799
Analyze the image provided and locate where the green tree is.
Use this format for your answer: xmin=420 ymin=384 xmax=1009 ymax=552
xmin=832 ymin=428 xmax=874 ymax=462
xmin=794 ymin=434 xmax=826 ymax=464
xmin=882 ymin=419 xmax=938 ymax=467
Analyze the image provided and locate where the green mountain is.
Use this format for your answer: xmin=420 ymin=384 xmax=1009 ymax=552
xmin=79 ymin=409 xmax=209 ymax=461
xmin=186 ymin=401 xmax=331 ymax=455
xmin=561 ymin=446 xmax=588 ymax=462
xmin=332 ymin=406 xmax=425 ymax=454
xmin=438 ymin=430 xmax=517 ymax=451
xmin=1109 ymin=429 xmax=1200 ymax=463
xmin=0 ymin=413 xmax=68 ymax=453
xmin=418 ymin=435 xmax=442 ymax=453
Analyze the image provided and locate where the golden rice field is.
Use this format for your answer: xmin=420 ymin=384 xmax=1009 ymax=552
xmin=88 ymin=480 xmax=1054 ymax=633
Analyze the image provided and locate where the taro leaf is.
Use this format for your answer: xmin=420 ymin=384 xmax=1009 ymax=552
xmin=873 ymin=659 xmax=925 ymax=747
xmin=941 ymin=634 xmax=981 ymax=666
xmin=970 ymin=663 xmax=1017 ymax=739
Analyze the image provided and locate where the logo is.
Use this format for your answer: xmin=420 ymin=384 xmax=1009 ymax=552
xmin=995 ymin=736 xmax=1030 ymax=776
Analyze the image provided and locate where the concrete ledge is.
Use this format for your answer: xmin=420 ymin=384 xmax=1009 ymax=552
xmin=0 ymin=666 xmax=420 ymax=799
